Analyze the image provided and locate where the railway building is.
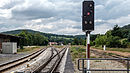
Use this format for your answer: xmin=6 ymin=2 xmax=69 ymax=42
xmin=49 ymin=42 xmax=58 ymax=46
xmin=0 ymin=33 xmax=21 ymax=53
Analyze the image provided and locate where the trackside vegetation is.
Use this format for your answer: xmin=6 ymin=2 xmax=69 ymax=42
xmin=70 ymin=46 xmax=86 ymax=61
xmin=94 ymin=24 xmax=130 ymax=48
xmin=17 ymin=46 xmax=40 ymax=52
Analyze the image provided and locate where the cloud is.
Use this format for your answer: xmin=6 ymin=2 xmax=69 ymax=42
xmin=107 ymin=14 xmax=130 ymax=27
xmin=11 ymin=0 xmax=57 ymax=20
xmin=0 ymin=0 xmax=130 ymax=35
xmin=16 ymin=18 xmax=83 ymax=35
xmin=95 ymin=0 xmax=130 ymax=20
xmin=92 ymin=23 xmax=111 ymax=34
xmin=0 ymin=0 xmax=24 ymax=9
xmin=10 ymin=0 xmax=81 ymax=21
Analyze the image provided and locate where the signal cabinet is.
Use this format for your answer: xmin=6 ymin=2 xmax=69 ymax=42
xmin=82 ymin=1 xmax=94 ymax=32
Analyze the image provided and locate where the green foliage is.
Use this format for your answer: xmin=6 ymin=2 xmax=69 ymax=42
xmin=49 ymin=36 xmax=73 ymax=45
xmin=2 ymin=29 xmax=75 ymax=40
xmin=111 ymin=25 xmax=123 ymax=38
xmin=95 ymin=35 xmax=107 ymax=47
xmin=95 ymin=24 xmax=130 ymax=48
xmin=128 ymin=32 xmax=130 ymax=42
xmin=108 ymin=48 xmax=130 ymax=53
xmin=95 ymin=34 xmax=129 ymax=48
xmin=73 ymin=38 xmax=79 ymax=45
xmin=106 ymin=36 xmax=121 ymax=48
xmin=70 ymin=46 xmax=86 ymax=60
xmin=121 ymin=39 xmax=129 ymax=48
xmin=105 ymin=30 xmax=112 ymax=37
xmin=111 ymin=25 xmax=129 ymax=38
xmin=90 ymin=34 xmax=97 ymax=41
xmin=90 ymin=41 xmax=95 ymax=46
xmin=2 ymin=24 xmax=130 ymax=48
xmin=18 ymin=46 xmax=40 ymax=52
xmin=72 ymin=38 xmax=86 ymax=45
xmin=122 ymin=24 xmax=130 ymax=29
xmin=17 ymin=31 xmax=48 ymax=46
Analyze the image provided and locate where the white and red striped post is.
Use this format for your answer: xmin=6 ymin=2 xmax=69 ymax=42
xmin=86 ymin=31 xmax=91 ymax=73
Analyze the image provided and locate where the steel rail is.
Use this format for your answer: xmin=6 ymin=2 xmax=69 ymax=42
xmin=0 ymin=48 xmax=47 ymax=73
xmin=32 ymin=47 xmax=55 ymax=73
xmin=48 ymin=48 xmax=67 ymax=73
xmin=33 ymin=47 xmax=67 ymax=73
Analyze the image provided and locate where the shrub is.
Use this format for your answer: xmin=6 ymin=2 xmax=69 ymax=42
xmin=106 ymin=36 xmax=121 ymax=48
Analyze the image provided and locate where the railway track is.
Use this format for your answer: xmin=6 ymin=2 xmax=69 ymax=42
xmin=0 ymin=47 xmax=68 ymax=73
xmin=33 ymin=47 xmax=67 ymax=73
xmin=0 ymin=48 xmax=47 ymax=73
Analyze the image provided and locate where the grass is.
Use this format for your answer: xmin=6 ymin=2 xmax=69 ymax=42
xmin=108 ymin=48 xmax=130 ymax=53
xmin=90 ymin=56 xmax=97 ymax=58
xmin=70 ymin=45 xmax=130 ymax=61
xmin=70 ymin=45 xmax=98 ymax=61
xmin=70 ymin=46 xmax=86 ymax=61
xmin=92 ymin=46 xmax=130 ymax=58
xmin=107 ymin=53 xmax=116 ymax=56
xmin=17 ymin=46 xmax=41 ymax=52
xmin=70 ymin=45 xmax=130 ymax=62
xmin=53 ymin=45 xmax=64 ymax=48
xmin=94 ymin=60 xmax=101 ymax=62
xmin=92 ymin=46 xmax=130 ymax=53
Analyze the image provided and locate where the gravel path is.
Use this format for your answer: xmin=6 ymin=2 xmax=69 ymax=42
xmin=74 ymin=51 xmax=129 ymax=73
xmin=10 ymin=48 xmax=52 ymax=73
xmin=0 ymin=53 xmax=26 ymax=64
xmin=89 ymin=53 xmax=128 ymax=73
xmin=0 ymin=49 xmax=40 ymax=65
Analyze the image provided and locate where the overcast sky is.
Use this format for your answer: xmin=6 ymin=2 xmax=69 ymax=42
xmin=0 ymin=0 xmax=130 ymax=35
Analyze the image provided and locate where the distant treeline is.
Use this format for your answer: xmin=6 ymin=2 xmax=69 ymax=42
xmin=16 ymin=31 xmax=74 ymax=47
xmin=12 ymin=24 xmax=130 ymax=48
xmin=94 ymin=24 xmax=130 ymax=48
xmin=16 ymin=31 xmax=49 ymax=47
xmin=16 ymin=30 xmax=97 ymax=47
xmin=69 ymin=24 xmax=130 ymax=48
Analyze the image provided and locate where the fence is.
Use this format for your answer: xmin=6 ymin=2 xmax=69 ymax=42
xmin=78 ymin=58 xmax=130 ymax=73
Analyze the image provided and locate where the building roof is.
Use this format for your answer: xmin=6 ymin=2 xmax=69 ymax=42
xmin=0 ymin=33 xmax=22 ymax=39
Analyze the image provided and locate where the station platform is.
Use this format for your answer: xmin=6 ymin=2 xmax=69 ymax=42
xmin=64 ymin=49 xmax=75 ymax=73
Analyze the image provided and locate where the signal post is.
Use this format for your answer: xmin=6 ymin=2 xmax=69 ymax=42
xmin=82 ymin=0 xmax=94 ymax=73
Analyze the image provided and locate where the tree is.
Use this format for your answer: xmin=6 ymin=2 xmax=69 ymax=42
xmin=111 ymin=25 xmax=123 ymax=38
xmin=106 ymin=36 xmax=121 ymax=48
xmin=105 ymin=30 xmax=112 ymax=37
xmin=33 ymin=33 xmax=48 ymax=46
xmin=72 ymin=38 xmax=85 ymax=45
xmin=17 ymin=31 xmax=49 ymax=46
xmin=73 ymin=38 xmax=79 ymax=45
xmin=128 ymin=32 xmax=130 ymax=42
xmin=121 ymin=39 xmax=128 ymax=48
xmin=95 ymin=35 xmax=107 ymax=47
xmin=17 ymin=31 xmax=28 ymax=46
xmin=79 ymin=38 xmax=86 ymax=46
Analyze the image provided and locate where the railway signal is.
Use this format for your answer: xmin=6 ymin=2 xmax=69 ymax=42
xmin=82 ymin=1 xmax=94 ymax=32
xmin=82 ymin=0 xmax=95 ymax=73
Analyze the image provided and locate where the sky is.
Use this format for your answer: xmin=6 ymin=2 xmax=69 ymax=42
xmin=0 ymin=0 xmax=130 ymax=35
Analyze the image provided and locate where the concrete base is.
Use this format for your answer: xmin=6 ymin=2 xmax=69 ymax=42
xmin=64 ymin=48 xmax=74 ymax=73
